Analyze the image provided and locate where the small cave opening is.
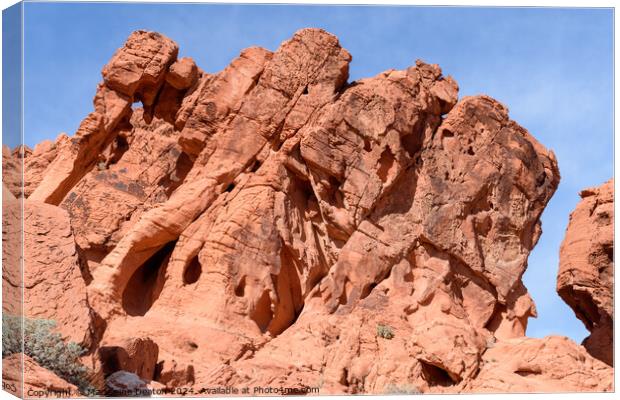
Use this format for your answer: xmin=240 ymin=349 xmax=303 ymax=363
xmin=225 ymin=183 xmax=236 ymax=193
xmin=122 ymin=241 xmax=176 ymax=317
xmin=420 ymin=360 xmax=455 ymax=387
xmin=292 ymin=174 xmax=318 ymax=208
xmin=183 ymin=255 xmax=202 ymax=285
xmin=97 ymin=346 xmax=128 ymax=378
xmin=302 ymin=85 xmax=309 ymax=95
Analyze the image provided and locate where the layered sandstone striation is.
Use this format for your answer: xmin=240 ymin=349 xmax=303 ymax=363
xmin=2 ymin=28 xmax=613 ymax=394
xmin=558 ymin=179 xmax=614 ymax=366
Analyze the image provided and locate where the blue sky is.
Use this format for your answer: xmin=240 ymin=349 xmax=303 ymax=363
xmin=8 ymin=2 xmax=615 ymax=342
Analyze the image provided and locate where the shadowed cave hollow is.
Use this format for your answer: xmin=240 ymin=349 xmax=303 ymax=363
xmin=420 ymin=360 xmax=456 ymax=387
xmin=122 ymin=241 xmax=177 ymax=316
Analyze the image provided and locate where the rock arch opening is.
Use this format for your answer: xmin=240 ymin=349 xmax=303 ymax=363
xmin=122 ymin=241 xmax=176 ymax=316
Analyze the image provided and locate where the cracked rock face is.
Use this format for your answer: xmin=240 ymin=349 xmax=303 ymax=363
xmin=2 ymin=28 xmax=613 ymax=394
xmin=558 ymin=179 xmax=614 ymax=366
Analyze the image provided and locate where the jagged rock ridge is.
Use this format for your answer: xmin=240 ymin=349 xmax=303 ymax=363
xmin=1 ymin=28 xmax=613 ymax=394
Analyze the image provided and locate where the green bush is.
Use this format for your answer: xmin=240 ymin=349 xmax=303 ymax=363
xmin=376 ymin=324 xmax=395 ymax=339
xmin=2 ymin=314 xmax=95 ymax=394
xmin=2 ymin=314 xmax=22 ymax=357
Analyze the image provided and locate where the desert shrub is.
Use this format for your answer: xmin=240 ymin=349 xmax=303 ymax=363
xmin=2 ymin=314 xmax=22 ymax=357
xmin=383 ymin=383 xmax=421 ymax=395
xmin=2 ymin=314 xmax=95 ymax=394
xmin=376 ymin=324 xmax=394 ymax=339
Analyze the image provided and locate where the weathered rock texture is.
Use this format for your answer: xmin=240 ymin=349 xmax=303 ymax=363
xmin=2 ymin=354 xmax=78 ymax=398
xmin=3 ymin=28 xmax=613 ymax=394
xmin=558 ymin=179 xmax=614 ymax=366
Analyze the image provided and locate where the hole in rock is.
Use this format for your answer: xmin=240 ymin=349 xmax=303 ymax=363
xmin=186 ymin=341 xmax=198 ymax=351
xmin=98 ymin=346 xmax=128 ymax=378
xmin=302 ymin=85 xmax=309 ymax=95
xmin=420 ymin=360 xmax=455 ymax=387
xmin=290 ymin=174 xmax=318 ymax=208
xmin=235 ymin=276 xmax=246 ymax=297
xmin=225 ymin=183 xmax=235 ymax=193
xmin=401 ymin=132 xmax=423 ymax=158
xmin=442 ymin=129 xmax=454 ymax=138
xmin=360 ymin=283 xmax=377 ymax=301
xmin=363 ymin=137 xmax=372 ymax=152
xmin=122 ymin=241 xmax=176 ymax=316
xmin=485 ymin=303 xmax=505 ymax=333
xmin=558 ymin=286 xmax=599 ymax=331
xmin=323 ymin=175 xmax=345 ymax=209
xmin=360 ymin=264 xmax=394 ymax=301
xmin=467 ymin=146 xmax=475 ymax=156
xmin=108 ymin=135 xmax=130 ymax=166
xmin=183 ymin=255 xmax=202 ymax=285
xmin=338 ymin=280 xmax=349 ymax=306
xmin=250 ymin=290 xmax=273 ymax=333
xmin=377 ymin=148 xmax=395 ymax=183
xmin=514 ymin=368 xmax=541 ymax=377
xmin=266 ymin=247 xmax=304 ymax=336
xmin=250 ymin=159 xmax=261 ymax=173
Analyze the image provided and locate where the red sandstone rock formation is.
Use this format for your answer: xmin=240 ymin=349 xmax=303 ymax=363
xmin=2 ymin=354 xmax=77 ymax=398
xmin=558 ymin=179 xmax=614 ymax=366
xmin=2 ymin=28 xmax=613 ymax=394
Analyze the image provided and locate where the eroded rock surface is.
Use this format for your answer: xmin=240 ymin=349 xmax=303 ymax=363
xmin=12 ymin=28 xmax=613 ymax=394
xmin=2 ymin=354 xmax=78 ymax=398
xmin=2 ymin=196 xmax=97 ymax=348
xmin=558 ymin=179 xmax=614 ymax=366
